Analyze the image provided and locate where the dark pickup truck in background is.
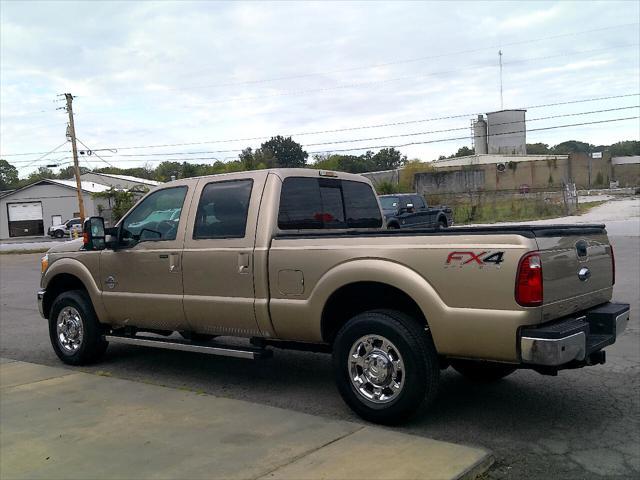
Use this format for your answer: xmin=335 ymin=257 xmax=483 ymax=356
xmin=379 ymin=193 xmax=453 ymax=229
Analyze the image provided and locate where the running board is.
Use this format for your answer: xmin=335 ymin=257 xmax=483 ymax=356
xmin=104 ymin=334 xmax=272 ymax=360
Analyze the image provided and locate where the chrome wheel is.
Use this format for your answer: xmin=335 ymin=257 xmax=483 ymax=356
xmin=348 ymin=334 xmax=405 ymax=404
xmin=56 ymin=306 xmax=84 ymax=354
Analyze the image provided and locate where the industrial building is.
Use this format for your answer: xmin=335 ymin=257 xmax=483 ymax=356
xmin=0 ymin=173 xmax=160 ymax=239
xmin=472 ymin=109 xmax=527 ymax=155
xmin=0 ymin=179 xmax=110 ymax=239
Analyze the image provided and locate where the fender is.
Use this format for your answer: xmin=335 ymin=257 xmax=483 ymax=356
xmin=270 ymin=258 xmax=443 ymax=343
xmin=42 ymin=257 xmax=108 ymax=323
xmin=269 ymin=257 xmax=534 ymax=361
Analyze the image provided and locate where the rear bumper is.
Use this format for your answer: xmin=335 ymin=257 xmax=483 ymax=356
xmin=519 ymin=302 xmax=630 ymax=367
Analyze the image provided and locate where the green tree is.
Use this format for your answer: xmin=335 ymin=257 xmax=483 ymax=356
xmin=92 ymin=187 xmax=145 ymax=222
xmin=155 ymin=161 xmax=183 ymax=182
xmin=24 ymin=166 xmax=55 ymax=185
xmin=452 ymin=146 xmax=475 ymax=158
xmin=239 ymin=147 xmax=255 ymax=170
xmin=608 ymin=140 xmax=639 ymax=156
xmin=371 ymin=148 xmax=407 ymax=170
xmin=0 ymin=159 xmax=19 ymax=190
xmin=526 ymin=143 xmax=550 ymax=154
xmin=260 ymin=136 xmax=308 ymax=168
xmin=551 ymin=140 xmax=593 ymax=154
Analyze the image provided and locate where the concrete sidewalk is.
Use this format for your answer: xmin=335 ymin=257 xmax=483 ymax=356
xmin=0 ymin=359 xmax=492 ymax=480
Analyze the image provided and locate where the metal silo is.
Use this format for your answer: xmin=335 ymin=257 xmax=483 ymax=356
xmin=486 ymin=109 xmax=526 ymax=155
xmin=472 ymin=114 xmax=488 ymax=154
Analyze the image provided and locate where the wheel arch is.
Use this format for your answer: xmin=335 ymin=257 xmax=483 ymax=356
xmin=42 ymin=258 xmax=106 ymax=322
xmin=309 ymin=259 xmax=446 ymax=347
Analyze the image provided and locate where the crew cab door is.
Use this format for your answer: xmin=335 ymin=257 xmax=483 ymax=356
xmin=100 ymin=185 xmax=192 ymax=330
xmin=181 ymin=175 xmax=264 ymax=337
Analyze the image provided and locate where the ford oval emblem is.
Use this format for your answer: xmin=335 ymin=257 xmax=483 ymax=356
xmin=578 ymin=267 xmax=591 ymax=281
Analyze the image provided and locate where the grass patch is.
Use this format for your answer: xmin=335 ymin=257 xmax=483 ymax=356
xmin=0 ymin=248 xmax=49 ymax=255
xmin=451 ymin=197 xmax=566 ymax=225
xmin=577 ymin=200 xmax=608 ymax=215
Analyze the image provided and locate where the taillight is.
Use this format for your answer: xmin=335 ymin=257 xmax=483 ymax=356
xmin=515 ymin=252 xmax=543 ymax=307
xmin=610 ymin=244 xmax=615 ymax=285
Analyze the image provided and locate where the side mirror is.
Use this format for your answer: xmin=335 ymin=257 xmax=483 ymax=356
xmin=401 ymin=203 xmax=415 ymax=214
xmin=83 ymin=217 xmax=106 ymax=251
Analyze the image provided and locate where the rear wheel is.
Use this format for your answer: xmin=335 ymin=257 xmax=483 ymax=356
xmin=332 ymin=310 xmax=439 ymax=425
xmin=437 ymin=218 xmax=447 ymax=229
xmin=49 ymin=290 xmax=108 ymax=365
xmin=451 ymin=360 xmax=516 ymax=382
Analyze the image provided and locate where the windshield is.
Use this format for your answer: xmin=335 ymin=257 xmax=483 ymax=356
xmin=379 ymin=196 xmax=399 ymax=210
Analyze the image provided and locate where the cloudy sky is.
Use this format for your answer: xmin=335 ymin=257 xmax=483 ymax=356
xmin=1 ymin=0 xmax=638 ymax=176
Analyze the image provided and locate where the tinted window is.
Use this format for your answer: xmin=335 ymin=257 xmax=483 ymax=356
xmin=414 ymin=196 xmax=426 ymax=209
xmin=319 ymin=185 xmax=346 ymax=228
xmin=278 ymin=177 xmax=322 ymax=229
xmin=121 ymin=187 xmax=187 ymax=243
xmin=193 ymin=180 xmax=252 ymax=239
xmin=278 ymin=177 xmax=382 ymax=230
xmin=342 ymin=180 xmax=383 ymax=228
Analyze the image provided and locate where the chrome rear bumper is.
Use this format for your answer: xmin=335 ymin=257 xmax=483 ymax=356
xmin=520 ymin=303 xmax=630 ymax=367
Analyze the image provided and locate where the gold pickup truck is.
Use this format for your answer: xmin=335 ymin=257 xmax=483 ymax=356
xmin=38 ymin=168 xmax=630 ymax=424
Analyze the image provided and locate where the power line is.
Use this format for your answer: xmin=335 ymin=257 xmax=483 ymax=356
xmin=310 ymin=116 xmax=640 ymax=154
xmin=75 ymin=138 xmax=116 ymax=168
xmin=30 ymin=92 xmax=640 ymax=157
xmin=60 ymin=105 xmax=640 ymax=158
xmin=40 ymin=116 xmax=639 ymax=164
xmin=4 ymin=93 xmax=638 ymax=161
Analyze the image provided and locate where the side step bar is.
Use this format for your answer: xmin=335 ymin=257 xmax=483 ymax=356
xmin=104 ymin=334 xmax=273 ymax=360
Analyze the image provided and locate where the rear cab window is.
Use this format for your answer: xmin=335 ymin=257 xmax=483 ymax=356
xmin=278 ymin=177 xmax=382 ymax=230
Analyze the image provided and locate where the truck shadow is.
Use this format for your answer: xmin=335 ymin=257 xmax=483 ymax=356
xmin=97 ymin=343 xmax=625 ymax=444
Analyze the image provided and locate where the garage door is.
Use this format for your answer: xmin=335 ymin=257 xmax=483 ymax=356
xmin=7 ymin=202 xmax=44 ymax=237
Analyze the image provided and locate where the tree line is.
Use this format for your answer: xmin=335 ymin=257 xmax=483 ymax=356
xmin=1 ymin=137 xmax=637 ymax=191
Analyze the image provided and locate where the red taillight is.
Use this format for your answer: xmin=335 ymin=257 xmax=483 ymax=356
xmin=82 ymin=232 xmax=89 ymax=245
xmin=515 ymin=252 xmax=543 ymax=307
xmin=610 ymin=244 xmax=615 ymax=285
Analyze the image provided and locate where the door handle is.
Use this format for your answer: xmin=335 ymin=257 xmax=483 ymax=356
xmin=238 ymin=253 xmax=250 ymax=274
xmin=168 ymin=253 xmax=180 ymax=273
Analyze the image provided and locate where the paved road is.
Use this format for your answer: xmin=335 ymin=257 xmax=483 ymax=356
xmin=1 ymin=203 xmax=638 ymax=479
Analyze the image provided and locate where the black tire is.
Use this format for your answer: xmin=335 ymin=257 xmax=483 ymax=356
xmin=450 ymin=360 xmax=516 ymax=383
xmin=387 ymin=223 xmax=400 ymax=230
xmin=332 ymin=309 xmax=439 ymax=425
xmin=49 ymin=290 xmax=108 ymax=365
xmin=54 ymin=230 xmax=64 ymax=238
xmin=179 ymin=332 xmax=217 ymax=342
xmin=438 ymin=218 xmax=448 ymax=229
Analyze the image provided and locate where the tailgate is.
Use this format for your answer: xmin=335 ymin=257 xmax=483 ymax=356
xmin=534 ymin=225 xmax=614 ymax=322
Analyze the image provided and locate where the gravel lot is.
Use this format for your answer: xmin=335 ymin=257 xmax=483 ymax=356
xmin=1 ymin=197 xmax=638 ymax=479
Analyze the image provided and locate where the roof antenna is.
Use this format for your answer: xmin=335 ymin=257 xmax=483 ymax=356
xmin=499 ymin=50 xmax=504 ymax=110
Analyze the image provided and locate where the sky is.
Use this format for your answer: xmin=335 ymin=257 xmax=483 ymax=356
xmin=1 ymin=0 xmax=639 ymax=177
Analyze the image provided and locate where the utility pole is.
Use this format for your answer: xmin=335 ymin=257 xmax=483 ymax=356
xmin=63 ymin=93 xmax=85 ymax=222
xmin=498 ymin=50 xmax=504 ymax=110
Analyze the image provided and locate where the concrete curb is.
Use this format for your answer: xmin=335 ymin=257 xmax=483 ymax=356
xmin=1 ymin=359 xmax=493 ymax=479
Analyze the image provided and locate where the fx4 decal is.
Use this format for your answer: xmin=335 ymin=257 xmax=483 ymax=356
xmin=445 ymin=251 xmax=505 ymax=268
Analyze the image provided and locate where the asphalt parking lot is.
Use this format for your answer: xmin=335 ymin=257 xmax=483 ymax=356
xmin=1 ymin=201 xmax=638 ymax=479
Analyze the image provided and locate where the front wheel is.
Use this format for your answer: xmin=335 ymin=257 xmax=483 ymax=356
xmin=332 ymin=310 xmax=439 ymax=425
xmin=49 ymin=290 xmax=108 ymax=365
xmin=54 ymin=230 xmax=64 ymax=238
xmin=451 ymin=360 xmax=516 ymax=382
